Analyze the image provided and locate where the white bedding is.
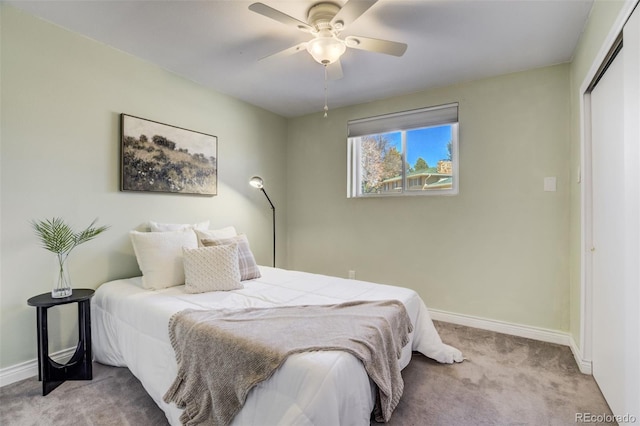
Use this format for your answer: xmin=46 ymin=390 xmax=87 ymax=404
xmin=92 ymin=266 xmax=462 ymax=425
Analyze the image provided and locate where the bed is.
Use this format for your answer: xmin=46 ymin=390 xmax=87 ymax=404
xmin=91 ymin=225 xmax=462 ymax=425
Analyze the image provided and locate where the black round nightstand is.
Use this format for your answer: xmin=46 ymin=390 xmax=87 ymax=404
xmin=27 ymin=289 xmax=95 ymax=395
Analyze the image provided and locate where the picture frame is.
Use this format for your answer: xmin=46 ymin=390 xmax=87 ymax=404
xmin=120 ymin=114 xmax=217 ymax=196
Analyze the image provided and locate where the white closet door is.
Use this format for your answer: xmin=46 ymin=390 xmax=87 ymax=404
xmin=621 ymin=4 xmax=640 ymax=419
xmin=590 ymin=47 xmax=626 ymax=416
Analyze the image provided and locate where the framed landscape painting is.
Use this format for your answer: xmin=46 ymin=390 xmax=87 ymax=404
xmin=121 ymin=114 xmax=217 ymax=196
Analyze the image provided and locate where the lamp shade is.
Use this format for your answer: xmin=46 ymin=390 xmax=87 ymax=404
xmin=249 ymin=176 xmax=264 ymax=189
xmin=306 ymin=36 xmax=346 ymax=65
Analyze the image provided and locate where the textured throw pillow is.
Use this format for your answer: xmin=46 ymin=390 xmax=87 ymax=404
xmin=194 ymin=226 xmax=238 ymax=247
xmin=182 ymin=244 xmax=243 ymax=293
xmin=149 ymin=220 xmax=210 ymax=232
xmin=201 ymin=234 xmax=261 ymax=281
xmin=129 ymin=230 xmax=198 ymax=290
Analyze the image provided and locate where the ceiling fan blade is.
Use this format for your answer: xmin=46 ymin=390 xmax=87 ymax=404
xmin=249 ymin=3 xmax=313 ymax=32
xmin=344 ymin=36 xmax=407 ymax=57
xmin=326 ymin=60 xmax=343 ymax=80
xmin=331 ymin=0 xmax=377 ymax=28
xmin=259 ymin=42 xmax=308 ymax=61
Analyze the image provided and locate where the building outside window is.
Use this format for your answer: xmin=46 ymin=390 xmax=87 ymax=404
xmin=347 ymin=103 xmax=459 ymax=197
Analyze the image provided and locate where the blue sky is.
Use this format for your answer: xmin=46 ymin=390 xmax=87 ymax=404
xmin=385 ymin=125 xmax=452 ymax=168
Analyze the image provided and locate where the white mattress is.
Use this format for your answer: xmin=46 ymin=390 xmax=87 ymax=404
xmin=92 ymin=266 xmax=462 ymax=425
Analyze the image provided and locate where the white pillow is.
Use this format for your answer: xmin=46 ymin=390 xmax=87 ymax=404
xmin=149 ymin=220 xmax=210 ymax=232
xmin=129 ymin=230 xmax=198 ymax=290
xmin=182 ymin=244 xmax=243 ymax=293
xmin=194 ymin=226 xmax=238 ymax=247
xmin=201 ymin=234 xmax=261 ymax=281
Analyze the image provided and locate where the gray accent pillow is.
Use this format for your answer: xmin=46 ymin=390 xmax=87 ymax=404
xmin=200 ymin=234 xmax=261 ymax=281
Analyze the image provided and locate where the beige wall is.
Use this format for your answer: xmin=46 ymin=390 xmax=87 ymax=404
xmin=0 ymin=6 xmax=288 ymax=369
xmin=568 ymin=0 xmax=626 ymax=349
xmin=287 ymin=64 xmax=571 ymax=331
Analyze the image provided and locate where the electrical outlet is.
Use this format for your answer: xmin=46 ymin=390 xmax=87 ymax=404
xmin=348 ymin=270 xmax=356 ymax=279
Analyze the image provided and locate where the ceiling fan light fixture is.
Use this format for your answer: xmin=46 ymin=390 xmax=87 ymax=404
xmin=306 ymin=36 xmax=346 ymax=65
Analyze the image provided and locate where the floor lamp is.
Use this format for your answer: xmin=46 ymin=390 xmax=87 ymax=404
xmin=249 ymin=176 xmax=275 ymax=267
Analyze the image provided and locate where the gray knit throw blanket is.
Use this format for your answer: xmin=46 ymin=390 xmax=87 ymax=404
xmin=163 ymin=299 xmax=413 ymax=425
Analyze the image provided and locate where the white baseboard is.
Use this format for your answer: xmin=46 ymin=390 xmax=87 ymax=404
xmin=569 ymin=335 xmax=592 ymax=374
xmin=0 ymin=346 xmax=75 ymax=388
xmin=429 ymin=308 xmax=592 ymax=374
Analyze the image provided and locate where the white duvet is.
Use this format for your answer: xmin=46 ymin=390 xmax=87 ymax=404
xmin=92 ymin=266 xmax=462 ymax=425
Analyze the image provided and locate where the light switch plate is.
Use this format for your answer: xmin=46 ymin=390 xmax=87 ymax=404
xmin=544 ymin=177 xmax=557 ymax=192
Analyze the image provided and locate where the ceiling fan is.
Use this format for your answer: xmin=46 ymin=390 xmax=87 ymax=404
xmin=249 ymin=0 xmax=408 ymax=80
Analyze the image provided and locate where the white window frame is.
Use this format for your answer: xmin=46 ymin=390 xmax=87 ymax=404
xmin=347 ymin=103 xmax=459 ymax=198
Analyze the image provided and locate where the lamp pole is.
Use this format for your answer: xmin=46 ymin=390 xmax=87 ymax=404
xmin=261 ymin=187 xmax=275 ymax=268
xmin=250 ymin=176 xmax=276 ymax=268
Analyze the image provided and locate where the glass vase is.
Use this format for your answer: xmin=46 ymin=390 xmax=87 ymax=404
xmin=52 ymin=255 xmax=72 ymax=298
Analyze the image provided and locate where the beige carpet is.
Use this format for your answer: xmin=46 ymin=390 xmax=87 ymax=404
xmin=0 ymin=321 xmax=611 ymax=425
xmin=387 ymin=322 xmax=612 ymax=425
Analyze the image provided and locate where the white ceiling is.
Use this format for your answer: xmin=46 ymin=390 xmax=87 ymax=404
xmin=6 ymin=0 xmax=594 ymax=117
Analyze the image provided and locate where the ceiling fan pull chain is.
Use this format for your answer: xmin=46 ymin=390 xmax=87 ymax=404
xmin=323 ymin=65 xmax=329 ymax=118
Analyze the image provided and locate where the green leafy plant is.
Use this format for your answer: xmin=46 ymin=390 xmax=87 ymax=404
xmin=31 ymin=217 xmax=110 ymax=278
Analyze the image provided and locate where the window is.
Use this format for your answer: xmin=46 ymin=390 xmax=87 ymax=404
xmin=347 ymin=103 xmax=459 ymax=197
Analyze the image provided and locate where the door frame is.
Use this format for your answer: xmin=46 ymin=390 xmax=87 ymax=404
xmin=578 ymin=0 xmax=639 ymax=373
